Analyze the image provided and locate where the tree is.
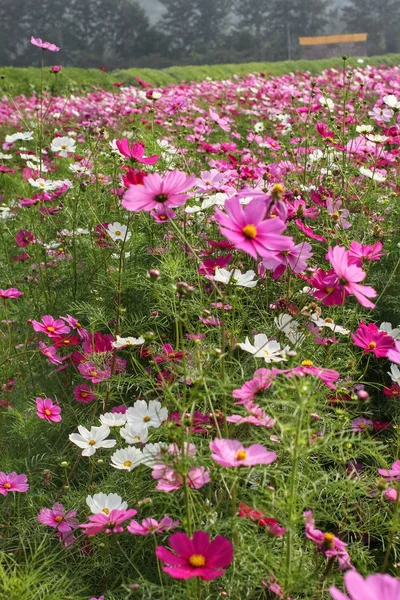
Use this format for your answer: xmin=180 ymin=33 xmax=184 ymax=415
xmin=343 ymin=0 xmax=400 ymax=55
xmin=234 ymin=0 xmax=271 ymax=61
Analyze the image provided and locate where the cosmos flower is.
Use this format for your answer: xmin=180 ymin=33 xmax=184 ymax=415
xmin=69 ymin=425 xmax=116 ymax=457
xmin=37 ymin=503 xmax=78 ymax=545
xmin=110 ymin=446 xmax=143 ymax=471
xmin=36 ymin=397 xmax=62 ymax=423
xmin=0 ymin=472 xmax=29 ymax=496
xmin=122 ymin=170 xmax=196 ymax=212
xmin=80 ymin=508 xmax=137 ymax=535
xmin=329 ymin=570 xmax=400 ymax=600
xmin=32 ymin=315 xmax=70 ymax=338
xmin=127 ymin=516 xmax=179 ymax=535
xmin=303 ymin=510 xmax=352 ymax=570
xmin=31 ymin=37 xmax=60 ymax=51
xmin=86 ymin=492 xmax=128 ymax=514
xmin=210 ymin=438 xmax=277 ymax=468
xmin=351 ymin=322 xmax=394 ymax=358
xmin=126 ymin=400 xmax=168 ymax=429
xmin=0 ymin=288 xmax=23 ymax=299
xmin=115 ymin=138 xmax=159 ymax=164
xmin=50 ymin=136 xmax=76 ymax=157
xmin=327 ymin=246 xmax=377 ymax=309
xmin=238 ymin=334 xmax=289 ymax=363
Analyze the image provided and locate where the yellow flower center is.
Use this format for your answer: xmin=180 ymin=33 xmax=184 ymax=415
xmin=124 ymin=460 xmax=132 ymax=467
xmin=44 ymin=409 xmax=52 ymax=416
xmin=331 ymin=212 xmax=340 ymax=220
xmin=325 ymin=318 xmax=333 ymax=323
xmin=47 ymin=326 xmax=55 ymax=332
xmin=189 ymin=554 xmax=206 ymax=567
xmin=55 ymin=515 xmax=63 ymax=522
xmin=88 ymin=439 xmax=96 ymax=446
xmin=242 ymin=224 xmax=257 ymax=239
xmin=81 ymin=392 xmax=88 ymax=398
xmin=368 ymin=342 xmax=377 ymax=349
xmin=301 ymin=360 xmax=314 ymax=367
xmin=61 ymin=145 xmax=67 ymax=150
xmin=236 ymin=449 xmax=248 ymax=461
xmin=102 ymin=508 xmax=110 ymax=515
xmin=4 ymin=483 xmax=11 ymax=489
xmin=143 ymin=416 xmax=151 ymax=423
xmin=90 ymin=371 xmax=98 ymax=377
xmin=115 ymin=230 xmax=121 ymax=236
xmin=325 ymin=287 xmax=334 ymax=293
xmin=322 ymin=532 xmax=335 ymax=549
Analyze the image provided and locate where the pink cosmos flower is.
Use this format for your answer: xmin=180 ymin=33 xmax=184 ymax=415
xmin=351 ymin=322 xmax=394 ymax=358
xmin=32 ymin=315 xmax=70 ymax=338
xmin=36 ymin=397 xmax=62 ymax=423
xmin=60 ymin=315 xmax=89 ymax=340
xmin=303 ymin=510 xmax=352 ymax=570
xmin=37 ymin=503 xmax=78 ymax=545
xmin=0 ymin=472 xmax=29 ymax=496
xmin=127 ymin=515 xmax=179 ymax=535
xmin=388 ymin=341 xmax=400 ymax=365
xmin=0 ymin=288 xmax=23 ymax=299
xmin=327 ymin=246 xmax=377 ymax=309
xmin=198 ymin=254 xmax=232 ymax=278
xmin=378 ymin=460 xmax=400 ymax=481
xmin=214 ymin=196 xmax=291 ymax=260
xmin=309 ymin=268 xmax=347 ymax=306
xmin=227 ymin=401 xmax=276 ymax=428
xmin=122 ymin=170 xmax=196 ymax=212
xmin=210 ymin=438 xmax=277 ymax=468
xmin=384 ymin=488 xmax=399 ymax=502
xmin=51 ymin=65 xmax=62 ymax=73
xmin=152 ymin=464 xmax=210 ymax=492
xmin=39 ymin=342 xmax=64 ymax=365
xmin=348 ymin=241 xmax=385 ymax=267
xmin=232 ymin=368 xmax=275 ymax=403
xmin=156 ymin=530 xmax=233 ymax=580
xmin=73 ymin=384 xmax=97 ymax=403
xmin=329 ymin=570 xmax=400 ymax=600
xmin=80 ymin=508 xmax=137 ymax=535
xmin=351 ymin=418 xmax=373 ymax=432
xmin=276 ymin=363 xmax=340 ymax=389
xmin=261 ymin=241 xmax=313 ymax=279
xmin=326 ymin=198 xmax=351 ymax=230
xmin=31 ymin=37 xmax=60 ymax=51
xmin=78 ymin=362 xmax=111 ymax=383
xmin=15 ymin=229 xmax=35 ymax=246
xmin=115 ymin=138 xmax=159 ymax=164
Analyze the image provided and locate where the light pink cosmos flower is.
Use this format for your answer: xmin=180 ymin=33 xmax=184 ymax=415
xmin=31 ymin=37 xmax=60 ymax=51
xmin=232 ymin=368 xmax=275 ymax=403
xmin=37 ymin=503 xmax=78 ymax=546
xmin=0 ymin=288 xmax=23 ymax=299
xmin=303 ymin=510 xmax=352 ymax=570
xmin=115 ymin=138 xmax=159 ymax=164
xmin=261 ymin=240 xmax=313 ymax=279
xmin=378 ymin=460 xmax=400 ymax=481
xmin=80 ymin=508 xmax=137 ymax=535
xmin=214 ymin=196 xmax=291 ymax=260
xmin=384 ymin=488 xmax=399 ymax=502
xmin=156 ymin=530 xmax=233 ymax=580
xmin=127 ymin=515 xmax=179 ymax=535
xmin=32 ymin=315 xmax=70 ymax=338
xmin=38 ymin=341 xmax=64 ymax=365
xmin=329 ymin=569 xmax=400 ymax=600
xmin=122 ymin=170 xmax=196 ymax=212
xmin=227 ymin=401 xmax=276 ymax=428
xmin=210 ymin=438 xmax=277 ymax=468
xmin=36 ymin=397 xmax=62 ymax=422
xmin=78 ymin=361 xmax=111 ymax=383
xmin=152 ymin=464 xmax=210 ymax=492
xmin=326 ymin=198 xmax=351 ymax=230
xmin=327 ymin=246 xmax=377 ymax=309
xmin=388 ymin=341 xmax=400 ymax=365
xmin=0 ymin=472 xmax=29 ymax=496
xmin=60 ymin=315 xmax=89 ymax=340
xmin=351 ymin=418 xmax=373 ymax=432
xmin=348 ymin=241 xmax=385 ymax=267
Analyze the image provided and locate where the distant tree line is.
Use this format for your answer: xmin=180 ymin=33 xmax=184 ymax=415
xmin=1 ymin=0 xmax=399 ymax=69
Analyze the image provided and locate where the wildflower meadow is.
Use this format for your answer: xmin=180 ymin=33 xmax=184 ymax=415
xmin=1 ymin=38 xmax=400 ymax=600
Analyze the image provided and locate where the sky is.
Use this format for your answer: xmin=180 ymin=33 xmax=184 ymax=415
xmin=137 ymin=0 xmax=164 ymax=23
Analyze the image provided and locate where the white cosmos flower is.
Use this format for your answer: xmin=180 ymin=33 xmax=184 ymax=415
xmin=388 ymin=364 xmax=400 ymax=384
xmin=379 ymin=322 xmax=400 ymax=340
xmin=5 ymin=131 xmax=34 ymax=143
xmin=107 ymin=222 xmax=131 ymax=242
xmin=69 ymin=425 xmax=116 ymax=457
xmin=311 ymin=314 xmax=350 ymax=335
xmin=319 ymin=97 xmax=334 ymax=110
xmin=110 ymin=446 xmax=143 ymax=471
xmin=359 ymin=167 xmax=386 ymax=182
xmin=99 ymin=412 xmax=127 ymax=427
xmin=27 ymin=160 xmax=48 ymax=172
xmin=254 ymin=122 xmax=265 ymax=132
xmin=0 ymin=152 xmax=13 ymax=159
xmin=120 ymin=424 xmax=149 ymax=445
xmin=366 ymin=134 xmax=388 ymax=144
xmin=28 ymin=178 xmax=60 ymax=191
xmin=50 ymin=136 xmax=76 ymax=157
xmin=86 ymin=492 xmax=128 ymax=515
xmin=141 ymin=442 xmax=167 ymax=466
xmin=383 ymin=94 xmax=400 ymax=110
xmin=275 ymin=313 xmax=305 ymax=345
xmin=112 ymin=335 xmax=145 ymax=349
xmin=126 ymin=400 xmax=168 ymax=429
xmin=214 ymin=268 xmax=257 ymax=288
xmin=356 ymin=125 xmax=374 ymax=134
xmin=239 ymin=334 xmax=288 ymax=363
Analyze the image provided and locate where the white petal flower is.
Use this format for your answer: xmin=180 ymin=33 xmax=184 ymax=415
xmin=365 ymin=134 xmax=388 ymax=144
xmin=112 ymin=335 xmax=145 ymax=349
xmin=126 ymin=400 xmax=168 ymax=429
xmin=86 ymin=492 xmax=128 ymax=515
xmin=28 ymin=178 xmax=60 ymax=191
xmin=69 ymin=425 xmax=116 ymax=457
xmin=388 ymin=364 xmax=400 ymax=384
xmin=238 ymin=334 xmax=288 ymax=363
xmin=5 ymin=131 xmax=34 ymax=143
xmin=107 ymin=222 xmax=131 ymax=242
xmin=356 ymin=125 xmax=374 ymax=134
xmin=110 ymin=446 xmax=143 ymax=471
xmin=141 ymin=442 xmax=168 ymax=467
xmin=120 ymin=424 xmax=149 ymax=445
xmin=275 ymin=314 xmax=305 ymax=345
xmin=99 ymin=412 xmax=127 ymax=427
xmin=359 ymin=167 xmax=386 ymax=182
xmin=50 ymin=136 xmax=76 ymax=158
xmin=214 ymin=268 xmax=257 ymax=288
xmin=383 ymin=94 xmax=400 ymax=110
xmin=311 ymin=314 xmax=350 ymax=335
xmin=379 ymin=322 xmax=400 ymax=340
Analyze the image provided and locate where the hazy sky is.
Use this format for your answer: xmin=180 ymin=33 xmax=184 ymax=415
xmin=137 ymin=0 xmax=164 ymax=22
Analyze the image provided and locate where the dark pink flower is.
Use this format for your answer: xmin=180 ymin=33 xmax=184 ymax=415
xmin=15 ymin=229 xmax=35 ymax=246
xmin=115 ymin=138 xmax=159 ymax=164
xmin=0 ymin=472 xmax=29 ymax=496
xmin=351 ymin=322 xmax=394 ymax=358
xmin=198 ymin=254 xmax=232 ymax=278
xmin=31 ymin=37 xmax=60 ymax=51
xmin=303 ymin=510 xmax=352 ymax=570
xmin=156 ymin=530 xmax=233 ymax=580
xmin=388 ymin=341 xmax=400 ymax=365
xmin=0 ymin=288 xmax=23 ymax=299
xmin=78 ymin=362 xmax=111 ymax=383
xmin=37 ymin=503 xmax=78 ymax=545
xmin=122 ymin=170 xmax=196 ymax=212
xmin=327 ymin=246 xmax=377 ymax=309
xmin=232 ymin=368 xmax=275 ymax=403
xmin=210 ymin=438 xmax=277 ymax=468
xmin=127 ymin=515 xmax=179 ymax=535
xmin=51 ymin=65 xmax=62 ymax=73
xmin=348 ymin=241 xmax=385 ymax=267
xmin=378 ymin=460 xmax=400 ymax=481
xmin=329 ymin=570 xmax=400 ymax=600
xmin=36 ymin=397 xmax=62 ymax=422
xmin=309 ymin=268 xmax=347 ymax=306
xmin=73 ymin=384 xmax=97 ymax=403
xmin=214 ymin=196 xmax=291 ymax=260
xmin=80 ymin=508 xmax=137 ymax=535
xmin=32 ymin=315 xmax=70 ymax=338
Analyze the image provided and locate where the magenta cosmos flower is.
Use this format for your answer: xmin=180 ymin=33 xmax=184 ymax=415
xmin=232 ymin=368 xmax=275 ymax=403
xmin=115 ymin=138 xmax=159 ymax=164
xmin=378 ymin=460 xmax=400 ymax=481
xmin=122 ymin=170 xmax=196 ymax=212
xmin=214 ymin=197 xmax=291 ymax=260
xmin=127 ymin=515 xmax=179 ymax=535
xmin=303 ymin=510 xmax=352 ymax=570
xmin=32 ymin=315 xmax=70 ymax=338
xmin=262 ymin=240 xmax=313 ymax=279
xmin=210 ymin=438 xmax=277 ymax=467
xmin=37 ymin=503 xmax=78 ymax=545
xmin=327 ymin=246 xmax=377 ymax=309
xmin=0 ymin=288 xmax=23 ymax=299
xmin=156 ymin=530 xmax=233 ymax=580
xmin=329 ymin=570 xmax=400 ymax=600
xmin=31 ymin=37 xmax=60 ymax=51
xmin=388 ymin=341 xmax=400 ymax=365
xmin=36 ymin=397 xmax=62 ymax=422
xmin=80 ymin=508 xmax=137 ymax=535
xmin=78 ymin=361 xmax=111 ymax=383
xmin=0 ymin=472 xmax=29 ymax=496
xmin=351 ymin=322 xmax=394 ymax=358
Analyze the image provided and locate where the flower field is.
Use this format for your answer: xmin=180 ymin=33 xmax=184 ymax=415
xmin=1 ymin=40 xmax=400 ymax=600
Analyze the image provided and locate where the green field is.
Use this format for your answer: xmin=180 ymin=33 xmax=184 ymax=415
xmin=1 ymin=53 xmax=399 ymax=95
